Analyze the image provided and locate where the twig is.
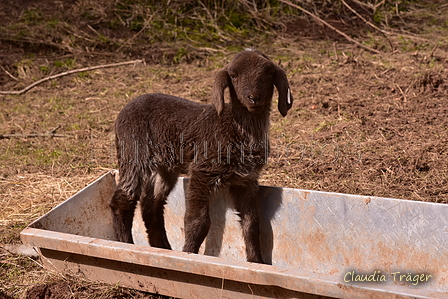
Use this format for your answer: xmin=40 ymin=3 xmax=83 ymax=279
xmin=341 ymin=1 xmax=388 ymax=36
xmin=430 ymin=43 xmax=438 ymax=57
xmin=0 ymin=65 xmax=19 ymax=81
xmin=333 ymin=42 xmax=339 ymax=60
xmin=0 ymin=125 xmax=66 ymax=139
xmin=47 ymin=125 xmax=62 ymax=134
xmin=87 ymin=24 xmax=101 ymax=37
xmin=373 ymin=0 xmax=386 ymax=13
xmin=350 ymin=0 xmax=374 ymax=11
xmin=0 ymin=59 xmax=144 ymax=95
xmin=342 ymin=0 xmax=429 ymax=44
xmin=278 ymin=0 xmax=381 ymax=54
xmin=341 ymin=0 xmax=394 ymax=50
xmin=116 ymin=16 xmax=153 ymax=52
xmin=197 ymin=1 xmax=232 ymax=42
xmin=385 ymin=27 xmax=429 ymax=41
xmin=395 ymin=83 xmax=407 ymax=102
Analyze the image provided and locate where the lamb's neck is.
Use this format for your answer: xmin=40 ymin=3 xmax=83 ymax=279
xmin=230 ymin=106 xmax=270 ymax=142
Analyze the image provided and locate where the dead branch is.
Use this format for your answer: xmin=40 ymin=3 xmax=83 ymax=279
xmin=0 ymin=65 xmax=19 ymax=81
xmin=0 ymin=125 xmax=66 ymax=140
xmin=278 ymin=0 xmax=381 ymax=54
xmin=341 ymin=0 xmax=395 ymax=50
xmin=373 ymin=0 xmax=386 ymax=13
xmin=0 ymin=60 xmax=144 ymax=96
xmin=342 ymin=0 xmax=429 ymax=43
xmin=116 ymin=16 xmax=153 ymax=52
xmin=430 ymin=43 xmax=438 ymax=57
xmin=342 ymin=0 xmax=388 ymax=36
xmin=349 ymin=0 xmax=373 ymax=11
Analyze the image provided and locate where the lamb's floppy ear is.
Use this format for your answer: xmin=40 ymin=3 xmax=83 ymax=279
xmin=273 ymin=65 xmax=293 ymax=117
xmin=211 ymin=69 xmax=231 ymax=116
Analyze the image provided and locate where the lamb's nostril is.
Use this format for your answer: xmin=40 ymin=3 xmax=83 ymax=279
xmin=247 ymin=95 xmax=257 ymax=104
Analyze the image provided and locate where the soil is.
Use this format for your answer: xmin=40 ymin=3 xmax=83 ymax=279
xmin=1 ymin=0 xmax=447 ymax=298
xmin=25 ymin=283 xmax=71 ymax=299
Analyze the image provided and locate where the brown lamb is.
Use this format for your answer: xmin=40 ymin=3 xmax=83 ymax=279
xmin=109 ymin=49 xmax=293 ymax=263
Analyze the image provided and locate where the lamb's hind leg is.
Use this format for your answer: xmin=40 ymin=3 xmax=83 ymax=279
xmin=110 ymin=186 xmax=138 ymax=243
xmin=140 ymin=168 xmax=179 ymax=249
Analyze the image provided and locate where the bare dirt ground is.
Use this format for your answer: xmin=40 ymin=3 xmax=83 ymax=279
xmin=1 ymin=0 xmax=447 ymax=298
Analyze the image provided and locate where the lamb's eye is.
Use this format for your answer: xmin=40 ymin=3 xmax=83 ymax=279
xmin=229 ymin=74 xmax=236 ymax=80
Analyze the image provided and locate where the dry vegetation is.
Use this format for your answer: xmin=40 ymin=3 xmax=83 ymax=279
xmin=1 ymin=0 xmax=448 ymax=298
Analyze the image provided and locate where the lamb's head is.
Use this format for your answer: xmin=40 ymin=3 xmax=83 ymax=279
xmin=212 ymin=49 xmax=293 ymax=117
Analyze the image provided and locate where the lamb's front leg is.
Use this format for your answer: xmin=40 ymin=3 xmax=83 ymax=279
xmin=230 ymin=182 xmax=264 ymax=264
xmin=182 ymin=172 xmax=212 ymax=254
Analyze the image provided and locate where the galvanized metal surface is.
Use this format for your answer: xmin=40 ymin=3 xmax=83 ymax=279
xmin=21 ymin=170 xmax=448 ymax=298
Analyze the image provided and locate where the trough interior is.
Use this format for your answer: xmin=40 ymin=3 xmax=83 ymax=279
xmin=25 ymin=170 xmax=448 ymax=297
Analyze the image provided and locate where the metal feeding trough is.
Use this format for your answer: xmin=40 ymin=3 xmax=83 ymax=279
xmin=21 ymin=170 xmax=447 ymax=298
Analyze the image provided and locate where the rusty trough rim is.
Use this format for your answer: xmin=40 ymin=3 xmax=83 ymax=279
xmin=20 ymin=227 xmax=442 ymax=299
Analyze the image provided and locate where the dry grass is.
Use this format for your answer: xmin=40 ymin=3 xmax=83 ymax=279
xmin=0 ymin=173 xmax=104 ymax=223
xmin=0 ymin=247 xmax=165 ymax=298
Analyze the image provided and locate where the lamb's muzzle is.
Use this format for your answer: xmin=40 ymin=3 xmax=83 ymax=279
xmin=109 ymin=49 xmax=293 ymax=264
